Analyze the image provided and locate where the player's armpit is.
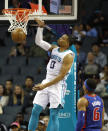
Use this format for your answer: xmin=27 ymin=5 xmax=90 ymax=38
xmin=77 ymin=97 xmax=88 ymax=111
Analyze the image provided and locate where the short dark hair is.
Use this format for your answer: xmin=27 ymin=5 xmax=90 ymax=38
xmin=0 ymin=84 xmax=5 ymax=95
xmin=17 ymin=112 xmax=23 ymax=116
xmin=16 ymin=112 xmax=24 ymax=119
xmin=92 ymin=42 xmax=100 ymax=47
xmin=86 ymin=78 xmax=97 ymax=91
xmin=25 ymin=76 xmax=34 ymax=81
xmin=74 ymin=41 xmax=82 ymax=46
xmin=6 ymin=79 xmax=13 ymax=83
xmin=86 ymin=23 xmax=94 ymax=28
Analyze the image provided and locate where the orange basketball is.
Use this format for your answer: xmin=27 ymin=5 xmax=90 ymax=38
xmin=11 ymin=28 xmax=26 ymax=43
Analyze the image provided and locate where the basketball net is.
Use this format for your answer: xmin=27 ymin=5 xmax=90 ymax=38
xmin=2 ymin=9 xmax=34 ymax=34
xmin=2 ymin=8 xmax=47 ymax=35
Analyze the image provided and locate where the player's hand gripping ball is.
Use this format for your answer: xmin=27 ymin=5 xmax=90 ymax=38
xmin=11 ymin=28 xmax=26 ymax=43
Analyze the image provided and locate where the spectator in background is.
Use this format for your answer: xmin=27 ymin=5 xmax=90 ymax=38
xmin=78 ymin=24 xmax=86 ymax=39
xmin=9 ymin=122 xmax=20 ymax=131
xmin=95 ymin=64 xmax=108 ymax=97
xmin=84 ymin=52 xmax=100 ymax=78
xmin=23 ymin=76 xmax=35 ymax=107
xmin=74 ymin=41 xmax=86 ymax=67
xmin=5 ymin=79 xmax=13 ymax=96
xmin=72 ymin=24 xmax=86 ymax=41
xmin=92 ymin=43 xmax=107 ymax=68
xmin=0 ymin=121 xmax=8 ymax=131
xmin=92 ymin=10 xmax=104 ymax=27
xmin=90 ymin=10 xmax=105 ymax=40
xmin=42 ymin=116 xmax=49 ymax=128
xmin=9 ymin=41 xmax=28 ymax=57
xmin=101 ymin=30 xmax=108 ymax=47
xmin=72 ymin=24 xmax=81 ymax=41
xmin=86 ymin=23 xmax=98 ymax=38
xmin=28 ymin=44 xmax=47 ymax=58
xmin=103 ymin=111 xmax=108 ymax=131
xmin=0 ymin=84 xmax=9 ymax=114
xmin=100 ymin=64 xmax=108 ymax=80
xmin=9 ymin=46 xmax=17 ymax=57
xmin=15 ymin=112 xmax=28 ymax=130
xmin=36 ymin=120 xmax=46 ymax=131
xmin=29 ymin=32 xmax=49 ymax=58
xmin=73 ymin=40 xmax=86 ymax=91
xmin=8 ymin=85 xmax=29 ymax=112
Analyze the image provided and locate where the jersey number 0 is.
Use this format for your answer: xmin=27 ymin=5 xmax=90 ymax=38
xmin=50 ymin=61 xmax=56 ymax=69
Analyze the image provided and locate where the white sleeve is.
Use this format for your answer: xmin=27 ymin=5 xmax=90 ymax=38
xmin=35 ymin=27 xmax=51 ymax=51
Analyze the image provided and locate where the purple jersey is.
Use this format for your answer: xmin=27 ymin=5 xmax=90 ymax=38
xmin=82 ymin=94 xmax=103 ymax=130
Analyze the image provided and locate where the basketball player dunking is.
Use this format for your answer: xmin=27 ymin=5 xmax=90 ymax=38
xmin=76 ymin=79 xmax=104 ymax=131
xmin=28 ymin=19 xmax=75 ymax=131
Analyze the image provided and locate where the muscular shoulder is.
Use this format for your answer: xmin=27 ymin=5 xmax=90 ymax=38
xmin=77 ymin=97 xmax=88 ymax=111
xmin=63 ymin=53 xmax=74 ymax=64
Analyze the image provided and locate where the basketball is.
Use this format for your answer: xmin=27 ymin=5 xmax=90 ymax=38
xmin=11 ymin=28 xmax=26 ymax=43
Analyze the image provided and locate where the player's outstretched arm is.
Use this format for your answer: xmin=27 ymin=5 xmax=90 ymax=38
xmin=33 ymin=53 xmax=74 ymax=91
xmin=76 ymin=97 xmax=88 ymax=131
xmin=35 ymin=18 xmax=57 ymax=51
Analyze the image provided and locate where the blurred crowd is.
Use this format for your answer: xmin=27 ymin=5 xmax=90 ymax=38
xmin=0 ymin=75 xmax=50 ymax=131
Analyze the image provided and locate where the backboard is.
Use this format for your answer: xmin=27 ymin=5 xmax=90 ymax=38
xmin=0 ymin=0 xmax=77 ymax=21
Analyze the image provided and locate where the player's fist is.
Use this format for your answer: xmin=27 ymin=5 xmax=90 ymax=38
xmin=34 ymin=18 xmax=45 ymax=27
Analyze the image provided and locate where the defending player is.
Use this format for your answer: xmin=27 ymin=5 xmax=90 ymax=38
xmin=28 ymin=19 xmax=75 ymax=131
xmin=76 ymin=78 xmax=104 ymax=131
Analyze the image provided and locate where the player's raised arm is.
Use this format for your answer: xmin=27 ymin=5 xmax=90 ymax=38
xmin=35 ymin=18 xmax=57 ymax=51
